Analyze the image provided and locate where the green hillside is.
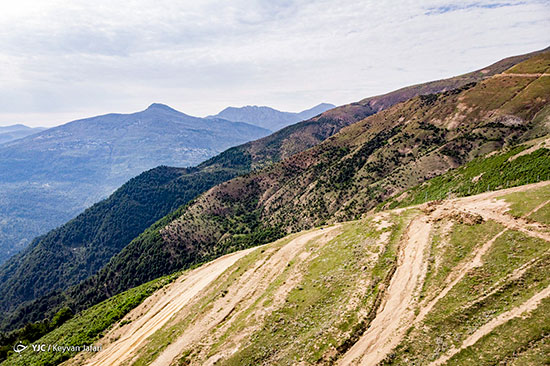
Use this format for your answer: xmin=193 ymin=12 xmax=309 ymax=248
xmin=72 ymin=51 xmax=549 ymax=317
xmin=1 ymin=49 xmax=549 ymax=363
xmin=4 ymin=181 xmax=548 ymax=365
xmin=1 ymin=46 xmax=536 ymax=336
xmin=382 ymin=136 xmax=550 ymax=209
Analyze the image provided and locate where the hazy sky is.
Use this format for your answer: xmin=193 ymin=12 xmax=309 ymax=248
xmin=1 ymin=0 xmax=549 ymax=127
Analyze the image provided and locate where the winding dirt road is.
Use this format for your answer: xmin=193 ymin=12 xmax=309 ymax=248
xmin=338 ymin=181 xmax=550 ymax=365
xmin=338 ymin=216 xmax=432 ymax=365
xmin=70 ymin=182 xmax=549 ymax=366
xmin=81 ymin=248 xmax=257 ymax=366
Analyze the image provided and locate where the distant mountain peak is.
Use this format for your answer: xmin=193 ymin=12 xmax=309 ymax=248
xmin=145 ymin=103 xmax=180 ymax=113
xmin=209 ymin=103 xmax=335 ymax=132
xmin=313 ymin=102 xmax=335 ymax=108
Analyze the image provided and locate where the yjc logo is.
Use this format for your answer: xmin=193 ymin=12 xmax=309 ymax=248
xmin=13 ymin=342 xmax=27 ymax=354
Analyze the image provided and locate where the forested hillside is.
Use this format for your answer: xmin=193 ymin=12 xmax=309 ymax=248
xmin=0 ymin=47 xmax=546 ymax=339
xmin=0 ymin=104 xmax=270 ymax=264
xmin=5 ymin=179 xmax=549 ymax=366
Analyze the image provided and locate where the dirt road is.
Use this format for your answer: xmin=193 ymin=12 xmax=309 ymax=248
xmin=338 ymin=216 xmax=432 ymax=365
xmin=81 ymin=248 xmax=257 ymax=366
xmin=494 ymin=73 xmax=550 ymax=77
xmin=73 ymin=182 xmax=549 ymax=366
xmin=338 ymin=181 xmax=550 ymax=365
xmin=429 ymin=285 xmax=550 ymax=366
xmin=152 ymin=226 xmax=341 ymax=366
xmin=77 ymin=226 xmax=340 ymax=366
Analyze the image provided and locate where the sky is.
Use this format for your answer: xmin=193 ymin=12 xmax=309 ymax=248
xmin=0 ymin=0 xmax=549 ymax=127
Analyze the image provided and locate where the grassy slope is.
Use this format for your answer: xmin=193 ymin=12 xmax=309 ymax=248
xmin=3 ymin=46 xmax=524 ymax=333
xmin=22 ymin=184 xmax=546 ymax=366
xmin=382 ymin=186 xmax=550 ymax=365
xmin=2 ymin=48 xmax=548 ymax=356
xmin=383 ymin=142 xmax=550 ymax=209
xmin=72 ymin=51 xmax=550 ymax=317
xmin=96 ymin=211 xmax=416 ymax=366
xmin=1 ymin=272 xmax=179 ymax=366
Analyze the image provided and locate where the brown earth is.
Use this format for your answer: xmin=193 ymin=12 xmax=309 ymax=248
xmin=65 ymin=182 xmax=550 ymax=366
xmin=337 ymin=181 xmax=550 ymax=365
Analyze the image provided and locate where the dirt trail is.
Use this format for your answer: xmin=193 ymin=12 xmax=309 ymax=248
xmin=80 ymin=248 xmax=257 ymax=366
xmin=456 ymin=198 xmax=550 ymax=242
xmin=416 ymin=185 xmax=549 ymax=325
xmin=494 ymin=73 xmax=550 ymax=77
xmin=151 ymin=226 xmax=341 ymax=366
xmin=429 ymin=285 xmax=550 ymax=366
xmin=338 ymin=216 xmax=432 ymax=366
xmin=415 ymin=227 xmax=507 ymax=324
xmin=338 ymin=182 xmax=550 ymax=365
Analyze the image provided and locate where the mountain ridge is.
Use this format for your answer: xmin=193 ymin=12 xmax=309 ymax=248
xmin=66 ymin=50 xmax=549 ymax=322
xmin=0 ymin=124 xmax=46 ymax=145
xmin=208 ymin=103 xmax=336 ymax=131
xmin=0 ymin=47 xmax=547 ymax=335
xmin=0 ymin=105 xmax=269 ymax=264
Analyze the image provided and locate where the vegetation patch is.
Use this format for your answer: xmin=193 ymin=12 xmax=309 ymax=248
xmin=499 ymin=183 xmax=550 ymax=218
xmin=0 ymin=273 xmax=178 ymax=366
xmin=381 ymin=228 xmax=549 ymax=365
xmin=384 ymin=146 xmax=550 ymax=209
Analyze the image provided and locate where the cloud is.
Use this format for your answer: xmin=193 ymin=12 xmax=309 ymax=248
xmin=424 ymin=1 xmax=526 ymax=15
xmin=0 ymin=0 xmax=549 ymax=126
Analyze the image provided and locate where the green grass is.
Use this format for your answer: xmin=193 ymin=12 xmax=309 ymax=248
xmin=499 ymin=183 xmax=550 ymax=218
xmin=508 ymin=335 xmax=550 ymax=366
xmin=497 ymin=177 xmax=550 ymax=227
xmin=383 ymin=146 xmax=550 ymax=210
xmin=420 ymin=220 xmax=504 ymax=300
xmin=1 ymin=273 xmax=178 ymax=366
xmin=222 ymin=212 xmax=415 ymax=366
xmin=382 ymin=227 xmax=550 ymax=365
xmin=446 ymin=297 xmax=550 ymax=366
xmin=529 ymin=204 xmax=550 ymax=227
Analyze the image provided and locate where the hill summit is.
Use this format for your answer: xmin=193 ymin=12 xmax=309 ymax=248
xmin=0 ymin=105 xmax=269 ymax=263
xmin=208 ymin=103 xmax=335 ymax=131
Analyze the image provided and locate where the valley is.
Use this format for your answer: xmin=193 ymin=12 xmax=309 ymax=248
xmin=0 ymin=47 xmax=548 ymax=366
xmin=0 ymin=104 xmax=270 ymax=264
xmin=1 ymin=2 xmax=548 ymax=365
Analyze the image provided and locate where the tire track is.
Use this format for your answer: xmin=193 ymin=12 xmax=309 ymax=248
xmin=338 ymin=215 xmax=432 ymax=366
xmin=81 ymin=249 xmax=257 ymax=366
xmin=428 ymin=285 xmax=550 ymax=366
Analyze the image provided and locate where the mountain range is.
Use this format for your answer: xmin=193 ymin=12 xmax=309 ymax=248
xmin=69 ymin=49 xmax=548 ymax=316
xmin=208 ymin=103 xmax=335 ymax=131
xmin=0 ymin=124 xmax=46 ymax=144
xmin=0 ymin=47 xmax=549 ymax=366
xmin=0 ymin=46 xmax=547 ymax=341
xmin=0 ymin=104 xmax=269 ymax=263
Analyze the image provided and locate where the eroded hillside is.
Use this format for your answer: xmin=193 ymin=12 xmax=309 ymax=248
xmin=2 ymin=49 xmax=549 ymax=362
xmin=72 ymin=50 xmax=550 ymax=312
xmin=4 ymin=46 xmax=531 ymax=326
xmin=7 ymin=180 xmax=548 ymax=366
